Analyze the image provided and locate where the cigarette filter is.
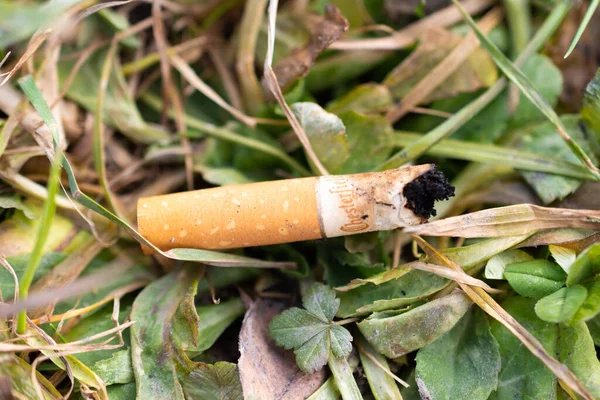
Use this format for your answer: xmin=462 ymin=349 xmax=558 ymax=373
xmin=137 ymin=164 xmax=454 ymax=252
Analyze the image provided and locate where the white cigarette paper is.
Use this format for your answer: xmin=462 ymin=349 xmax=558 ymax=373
xmin=137 ymin=164 xmax=453 ymax=251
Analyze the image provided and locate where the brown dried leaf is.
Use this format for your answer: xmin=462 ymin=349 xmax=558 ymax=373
xmin=383 ymin=27 xmax=497 ymax=104
xmin=386 ymin=7 xmax=502 ymax=122
xmin=238 ymin=299 xmax=326 ymax=400
xmin=406 ymin=204 xmax=600 ymax=238
xmin=265 ymin=5 xmax=349 ymax=95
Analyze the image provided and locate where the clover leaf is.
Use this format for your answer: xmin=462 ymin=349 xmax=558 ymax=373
xmin=269 ymin=283 xmax=352 ymax=373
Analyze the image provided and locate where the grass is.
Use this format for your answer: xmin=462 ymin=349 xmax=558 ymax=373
xmin=0 ymin=1 xmax=599 ymax=399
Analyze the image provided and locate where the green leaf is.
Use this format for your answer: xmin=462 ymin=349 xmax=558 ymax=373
xmin=357 ymin=292 xmax=472 ymax=358
xmin=291 ymin=102 xmax=349 ymax=173
xmin=182 ymin=362 xmax=243 ymax=400
xmin=330 ymin=325 xmax=353 ymax=357
xmin=269 ymin=283 xmax=352 ymax=373
xmin=535 ymin=285 xmax=588 ymax=324
xmin=305 ymin=51 xmax=390 ymax=92
xmin=558 ymin=322 xmax=600 ymax=398
xmin=519 ymin=116 xmax=597 ymax=203
xmin=269 ymin=308 xmax=330 ymax=349
xmin=338 ymin=111 xmax=394 ymax=173
xmin=0 ymin=252 xmax=65 ymax=301
xmin=504 ymin=259 xmax=566 ymax=298
xmin=508 ymin=54 xmax=563 ymax=127
xmin=356 ymin=332 xmax=402 ymax=400
xmin=131 ymin=269 xmax=200 ymax=400
xmin=587 ymin=315 xmax=600 ymax=346
xmin=489 ymin=297 xmax=558 ymax=400
xmin=485 ymin=249 xmax=534 ymax=279
xmin=326 ymin=83 xmax=393 ymax=115
xmin=336 ymin=269 xmax=448 ymax=318
xmin=453 ymin=0 xmax=600 ymax=179
xmin=415 ymin=309 xmax=500 ymax=400
xmin=294 ymin=330 xmax=331 ymax=374
xmin=571 ymin=278 xmax=600 ymax=323
xmin=65 ymin=302 xmax=133 ymax=366
xmin=566 ymin=243 xmax=600 ymax=285
xmin=106 ymin=383 xmax=136 ymax=400
xmin=442 ymin=235 xmax=532 ymax=269
xmin=303 ymin=282 xmax=340 ymax=322
xmin=93 ymin=350 xmax=133 ymax=386
xmin=0 ymin=0 xmax=82 ymax=47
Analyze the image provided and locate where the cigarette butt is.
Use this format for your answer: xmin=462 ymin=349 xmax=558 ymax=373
xmin=137 ymin=164 xmax=454 ymax=252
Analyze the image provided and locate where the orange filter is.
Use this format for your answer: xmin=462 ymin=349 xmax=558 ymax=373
xmin=137 ymin=164 xmax=454 ymax=251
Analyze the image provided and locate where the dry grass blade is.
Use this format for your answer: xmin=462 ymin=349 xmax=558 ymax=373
xmin=0 ymin=260 xmax=136 ymax=319
xmin=152 ymin=0 xmax=194 ymax=190
xmin=0 ymin=30 xmax=51 ymax=87
xmin=236 ymin=0 xmax=268 ymax=114
xmin=355 ymin=341 xmax=409 ymax=388
xmin=406 ymin=204 xmax=600 ymax=237
xmin=409 ymin=261 xmax=502 ymax=293
xmin=386 ymin=7 xmax=503 ymax=123
xmin=75 ymin=0 xmax=135 ymax=23
xmin=170 ymin=54 xmax=258 ymax=127
xmin=264 ymin=0 xmax=329 ymax=176
xmin=330 ymin=0 xmax=495 ymax=50
xmin=412 ymin=235 xmax=594 ymax=400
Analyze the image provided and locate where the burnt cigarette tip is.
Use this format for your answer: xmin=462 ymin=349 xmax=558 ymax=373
xmin=403 ymin=167 xmax=455 ymax=219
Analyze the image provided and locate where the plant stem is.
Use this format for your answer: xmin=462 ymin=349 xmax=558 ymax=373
xmin=16 ymin=152 xmax=61 ymax=333
xmin=504 ymin=0 xmax=531 ymax=58
xmin=328 ymin=354 xmax=363 ymax=400
xmin=236 ymin=0 xmax=268 ymax=114
xmin=334 ymin=317 xmax=360 ymax=326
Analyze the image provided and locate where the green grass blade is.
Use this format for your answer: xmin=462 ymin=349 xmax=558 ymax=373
xmin=17 ymin=76 xmax=293 ymax=269
xmin=391 ymin=131 xmax=596 ymax=179
xmin=452 ymin=0 xmax=600 ymax=180
xmin=564 ymin=0 xmax=599 ymax=58
xmin=16 ymin=78 xmax=63 ymax=334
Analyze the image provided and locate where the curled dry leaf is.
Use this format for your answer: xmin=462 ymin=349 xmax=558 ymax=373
xmin=406 ymin=204 xmax=600 ymax=238
xmin=265 ymin=5 xmax=349 ymax=96
xmin=238 ymin=299 xmax=326 ymax=400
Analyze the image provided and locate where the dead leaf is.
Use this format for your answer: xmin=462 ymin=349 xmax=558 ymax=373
xmin=383 ymin=27 xmax=497 ymax=104
xmin=238 ymin=299 xmax=326 ymax=400
xmin=406 ymin=204 xmax=600 ymax=238
xmin=265 ymin=5 xmax=349 ymax=96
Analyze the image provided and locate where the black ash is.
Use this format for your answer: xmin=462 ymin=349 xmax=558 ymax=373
xmin=403 ymin=168 xmax=454 ymax=219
